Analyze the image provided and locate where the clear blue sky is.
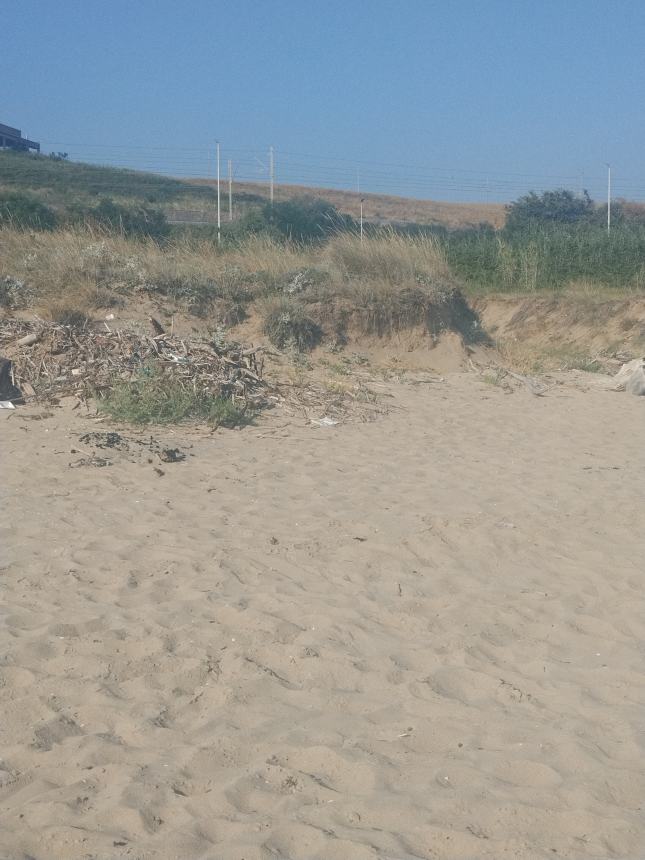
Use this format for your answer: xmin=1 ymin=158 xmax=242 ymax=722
xmin=4 ymin=0 xmax=645 ymax=202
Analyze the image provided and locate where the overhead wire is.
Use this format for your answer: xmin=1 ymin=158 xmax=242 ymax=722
xmin=4 ymin=141 xmax=645 ymax=202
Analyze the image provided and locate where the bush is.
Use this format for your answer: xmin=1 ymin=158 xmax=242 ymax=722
xmin=99 ymin=367 xmax=251 ymax=426
xmin=261 ymin=296 xmax=322 ymax=350
xmin=69 ymin=197 xmax=169 ymax=241
xmin=263 ymin=196 xmax=355 ymax=243
xmin=0 ymin=192 xmax=57 ymax=230
xmin=0 ymin=276 xmax=32 ymax=308
xmin=505 ymin=189 xmax=595 ymax=235
xmin=223 ymin=207 xmax=279 ymax=242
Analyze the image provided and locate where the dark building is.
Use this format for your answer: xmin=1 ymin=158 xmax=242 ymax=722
xmin=0 ymin=123 xmax=40 ymax=153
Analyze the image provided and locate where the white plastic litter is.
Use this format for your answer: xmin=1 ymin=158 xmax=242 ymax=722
xmin=613 ymin=358 xmax=645 ymax=396
xmin=311 ymin=416 xmax=339 ymax=426
xmin=0 ymin=401 xmax=15 ymax=409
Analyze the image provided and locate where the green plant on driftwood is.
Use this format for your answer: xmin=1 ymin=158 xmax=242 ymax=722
xmin=99 ymin=366 xmax=251 ymax=427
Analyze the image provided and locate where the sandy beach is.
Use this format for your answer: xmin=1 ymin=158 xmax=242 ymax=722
xmin=1 ymin=371 xmax=644 ymax=859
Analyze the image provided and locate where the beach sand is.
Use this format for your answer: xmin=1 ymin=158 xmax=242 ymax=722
xmin=1 ymin=372 xmax=643 ymax=859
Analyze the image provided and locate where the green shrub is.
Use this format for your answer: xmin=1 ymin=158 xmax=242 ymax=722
xmin=99 ymin=367 xmax=251 ymax=426
xmin=0 ymin=276 xmax=31 ymax=308
xmin=223 ymin=207 xmax=279 ymax=242
xmin=505 ymin=189 xmax=595 ymax=235
xmin=69 ymin=197 xmax=170 ymax=241
xmin=0 ymin=191 xmax=57 ymax=230
xmin=261 ymin=296 xmax=322 ymax=350
xmin=263 ymin=196 xmax=355 ymax=243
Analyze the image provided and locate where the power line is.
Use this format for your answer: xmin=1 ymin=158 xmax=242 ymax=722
xmin=5 ymin=142 xmax=645 ymax=203
xmin=37 ymin=139 xmax=645 ymax=190
xmin=38 ymin=139 xmax=627 ymax=182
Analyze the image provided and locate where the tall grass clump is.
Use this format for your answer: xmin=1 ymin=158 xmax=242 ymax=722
xmin=224 ymin=234 xmax=311 ymax=289
xmin=0 ymin=227 xmax=159 ymax=317
xmin=446 ymin=224 xmax=645 ymax=293
xmin=445 ymin=189 xmax=645 ymax=293
xmin=324 ymin=229 xmax=451 ymax=285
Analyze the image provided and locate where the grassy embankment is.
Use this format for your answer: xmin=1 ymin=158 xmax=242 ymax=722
xmin=0 ymin=227 xmax=476 ymax=343
xmin=0 ymin=226 xmax=479 ymax=422
xmin=2 ymin=152 xmax=644 ymax=404
xmin=3 ymin=151 xmax=645 ymax=297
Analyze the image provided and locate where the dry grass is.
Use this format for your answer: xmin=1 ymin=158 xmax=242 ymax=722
xmin=314 ymin=232 xmax=483 ymax=341
xmin=323 ymin=230 xmax=450 ymax=285
xmin=496 ymin=339 xmax=606 ymax=374
xmin=0 ymin=225 xmax=481 ymax=348
xmin=1 ymin=228 xmax=140 ymax=300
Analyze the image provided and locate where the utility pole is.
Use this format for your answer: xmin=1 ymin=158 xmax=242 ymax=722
xmin=269 ymin=145 xmax=274 ymax=206
xmin=357 ymin=170 xmax=363 ymax=243
xmin=605 ymin=163 xmax=611 ymax=235
xmin=228 ymin=159 xmax=233 ymax=221
xmin=216 ymin=141 xmax=221 ymax=244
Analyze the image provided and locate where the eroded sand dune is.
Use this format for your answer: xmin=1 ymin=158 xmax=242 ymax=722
xmin=1 ymin=373 xmax=644 ymax=859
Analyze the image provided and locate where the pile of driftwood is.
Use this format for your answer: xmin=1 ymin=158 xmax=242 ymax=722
xmin=0 ymin=317 xmax=269 ymax=408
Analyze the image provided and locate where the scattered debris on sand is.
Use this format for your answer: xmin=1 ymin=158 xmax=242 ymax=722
xmin=0 ymin=318 xmax=269 ymax=409
xmin=68 ymin=430 xmax=191 ymax=468
xmin=0 ymin=318 xmax=387 ymax=425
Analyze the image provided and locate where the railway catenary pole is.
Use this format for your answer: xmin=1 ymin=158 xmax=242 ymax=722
xmin=216 ymin=141 xmax=221 ymax=244
xmin=606 ymin=163 xmax=611 ymax=235
xmin=357 ymin=170 xmax=363 ymax=243
xmin=228 ymin=159 xmax=233 ymax=221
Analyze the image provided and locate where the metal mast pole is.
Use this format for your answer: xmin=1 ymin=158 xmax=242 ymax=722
xmin=228 ymin=159 xmax=233 ymax=221
xmin=269 ymin=146 xmax=274 ymax=206
xmin=216 ymin=141 xmax=221 ymax=244
xmin=357 ymin=170 xmax=363 ymax=243
xmin=606 ymin=163 xmax=611 ymax=235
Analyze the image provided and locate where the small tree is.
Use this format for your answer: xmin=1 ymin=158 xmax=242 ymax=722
xmin=263 ymin=196 xmax=354 ymax=242
xmin=505 ymin=189 xmax=595 ymax=234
